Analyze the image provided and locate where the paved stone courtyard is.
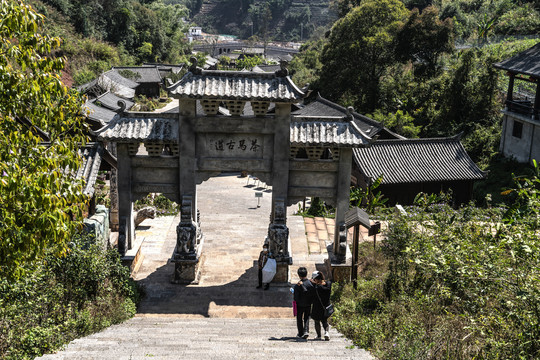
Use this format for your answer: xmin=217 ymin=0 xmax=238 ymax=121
xmin=38 ymin=174 xmax=374 ymax=359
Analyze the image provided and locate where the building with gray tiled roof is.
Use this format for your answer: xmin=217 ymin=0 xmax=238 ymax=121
xmin=493 ymin=42 xmax=540 ymax=164
xmin=97 ymin=70 xmax=139 ymax=99
xmin=112 ymin=67 xmax=163 ymax=97
xmin=352 ymin=136 xmax=487 ymax=205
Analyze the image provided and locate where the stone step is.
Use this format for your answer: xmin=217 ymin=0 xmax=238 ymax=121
xmin=37 ymin=317 xmax=373 ymax=360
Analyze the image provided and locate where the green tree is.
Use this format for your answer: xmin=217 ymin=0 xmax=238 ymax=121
xmin=319 ymin=0 xmax=408 ymax=113
xmin=396 ymin=6 xmax=454 ymax=76
xmin=0 ymin=0 xmax=87 ymax=279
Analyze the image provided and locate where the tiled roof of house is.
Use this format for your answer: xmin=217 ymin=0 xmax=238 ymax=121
xmin=290 ymin=116 xmax=372 ymax=147
xmin=76 ymin=143 xmax=103 ymax=196
xmin=94 ymin=92 xmax=134 ymax=111
xmin=112 ymin=66 xmax=162 ymax=83
xmin=99 ymin=70 xmax=138 ymax=99
xmin=76 ymin=79 xmax=98 ymax=93
xmin=494 ymin=43 xmax=540 ymax=78
xmin=144 ymin=63 xmax=184 ymax=74
xmin=292 ymin=94 xmax=404 ymax=139
xmin=353 ymin=137 xmax=486 ymax=185
xmin=167 ymin=69 xmax=305 ymax=102
xmin=253 ymin=64 xmax=281 ymax=73
xmin=95 ymin=116 xmax=179 ymax=143
xmin=84 ymin=101 xmax=118 ymax=124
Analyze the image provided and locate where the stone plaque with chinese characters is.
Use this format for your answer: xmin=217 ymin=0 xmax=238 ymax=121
xmin=202 ymin=134 xmax=264 ymax=158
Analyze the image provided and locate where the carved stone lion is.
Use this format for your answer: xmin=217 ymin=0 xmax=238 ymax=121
xmin=268 ymin=224 xmax=289 ymax=259
xmin=176 ymin=223 xmax=197 ymax=254
xmin=134 ymin=206 xmax=156 ymax=227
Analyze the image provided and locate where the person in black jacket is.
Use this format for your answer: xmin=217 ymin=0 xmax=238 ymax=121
xmin=311 ymin=270 xmax=332 ymax=341
xmin=256 ymin=244 xmax=270 ymax=290
xmin=293 ymin=266 xmax=314 ymax=338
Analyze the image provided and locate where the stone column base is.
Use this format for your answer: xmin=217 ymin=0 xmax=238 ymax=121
xmin=170 ymin=256 xmax=202 ymax=284
xmin=325 ymin=241 xmax=352 ymax=283
xmin=170 ymin=235 xmax=204 ymax=284
xmin=326 ymin=261 xmax=352 ymax=283
xmin=272 ymin=261 xmax=290 ymax=283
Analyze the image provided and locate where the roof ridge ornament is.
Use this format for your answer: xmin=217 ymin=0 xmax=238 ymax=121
xmin=189 ymin=56 xmax=202 ymax=75
xmin=117 ymin=100 xmax=126 ymax=114
xmin=346 ymin=106 xmax=355 ymax=121
xmin=275 ymin=60 xmax=289 ymax=77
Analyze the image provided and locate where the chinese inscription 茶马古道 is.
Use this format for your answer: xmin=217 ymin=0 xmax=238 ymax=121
xmin=213 ymin=138 xmax=260 ymax=152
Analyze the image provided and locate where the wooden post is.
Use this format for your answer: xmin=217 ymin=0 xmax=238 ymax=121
xmin=507 ymin=73 xmax=515 ymax=102
xmin=534 ymin=82 xmax=540 ymax=120
xmin=351 ymin=224 xmax=359 ymax=289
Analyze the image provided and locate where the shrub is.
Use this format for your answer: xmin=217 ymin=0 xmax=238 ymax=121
xmin=0 ymin=234 xmax=140 ymax=359
xmin=333 ymin=194 xmax=540 ymax=358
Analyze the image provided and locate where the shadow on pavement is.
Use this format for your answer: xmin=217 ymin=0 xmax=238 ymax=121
xmin=136 ymin=260 xmax=303 ymax=317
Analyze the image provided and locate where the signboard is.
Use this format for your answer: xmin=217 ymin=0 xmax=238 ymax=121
xmin=368 ymin=221 xmax=381 ymax=236
xmin=204 ymin=134 xmax=263 ymax=158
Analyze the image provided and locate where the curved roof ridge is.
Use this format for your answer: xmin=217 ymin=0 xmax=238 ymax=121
xmin=316 ymin=93 xmax=383 ymax=128
xmin=371 ymin=135 xmax=462 ymax=144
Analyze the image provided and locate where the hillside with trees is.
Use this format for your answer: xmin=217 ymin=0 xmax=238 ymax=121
xmin=167 ymin=0 xmax=337 ymax=41
xmin=27 ymin=0 xmax=193 ymax=86
xmin=291 ymin=0 xmax=540 ymax=203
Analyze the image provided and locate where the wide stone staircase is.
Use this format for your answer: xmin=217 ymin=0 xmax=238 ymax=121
xmin=36 ymin=175 xmax=375 ymax=359
xmin=38 ymin=317 xmax=373 ymax=359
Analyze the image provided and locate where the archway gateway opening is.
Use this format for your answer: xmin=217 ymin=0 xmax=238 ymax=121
xmin=96 ymin=60 xmax=372 ymax=283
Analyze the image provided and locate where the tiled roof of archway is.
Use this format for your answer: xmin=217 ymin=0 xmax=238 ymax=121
xmin=167 ymin=69 xmax=305 ymax=102
xmin=95 ymin=116 xmax=178 ymax=143
xmin=290 ymin=116 xmax=372 ymax=147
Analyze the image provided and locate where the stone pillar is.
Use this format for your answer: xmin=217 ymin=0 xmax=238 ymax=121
xmin=268 ymin=103 xmax=292 ymax=282
xmin=108 ymin=142 xmax=119 ymax=231
xmin=109 ymin=168 xmax=119 ymax=231
xmin=117 ymin=143 xmax=134 ymax=255
xmin=171 ymin=99 xmax=202 ymax=284
xmin=333 ymin=147 xmax=352 ymax=260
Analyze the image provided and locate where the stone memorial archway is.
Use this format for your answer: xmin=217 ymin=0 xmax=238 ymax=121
xmin=96 ymin=60 xmax=372 ymax=283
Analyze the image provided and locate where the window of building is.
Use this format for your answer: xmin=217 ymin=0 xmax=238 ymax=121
xmin=512 ymin=120 xmax=523 ymax=138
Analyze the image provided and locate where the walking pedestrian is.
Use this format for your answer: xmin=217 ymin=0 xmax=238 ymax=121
xmin=293 ymin=266 xmax=314 ymax=338
xmin=311 ymin=270 xmax=332 ymax=341
xmin=256 ymin=244 xmax=270 ymax=290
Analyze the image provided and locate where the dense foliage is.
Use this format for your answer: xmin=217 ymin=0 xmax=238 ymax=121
xmin=291 ymin=0 xmax=540 ymax=201
xmin=331 ymin=171 xmax=540 ymax=358
xmin=38 ymin=0 xmax=190 ymax=63
xmin=0 ymin=0 xmax=88 ymax=279
xmin=0 ymin=234 xmax=140 ymax=359
xmin=164 ymin=0 xmax=336 ymax=41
